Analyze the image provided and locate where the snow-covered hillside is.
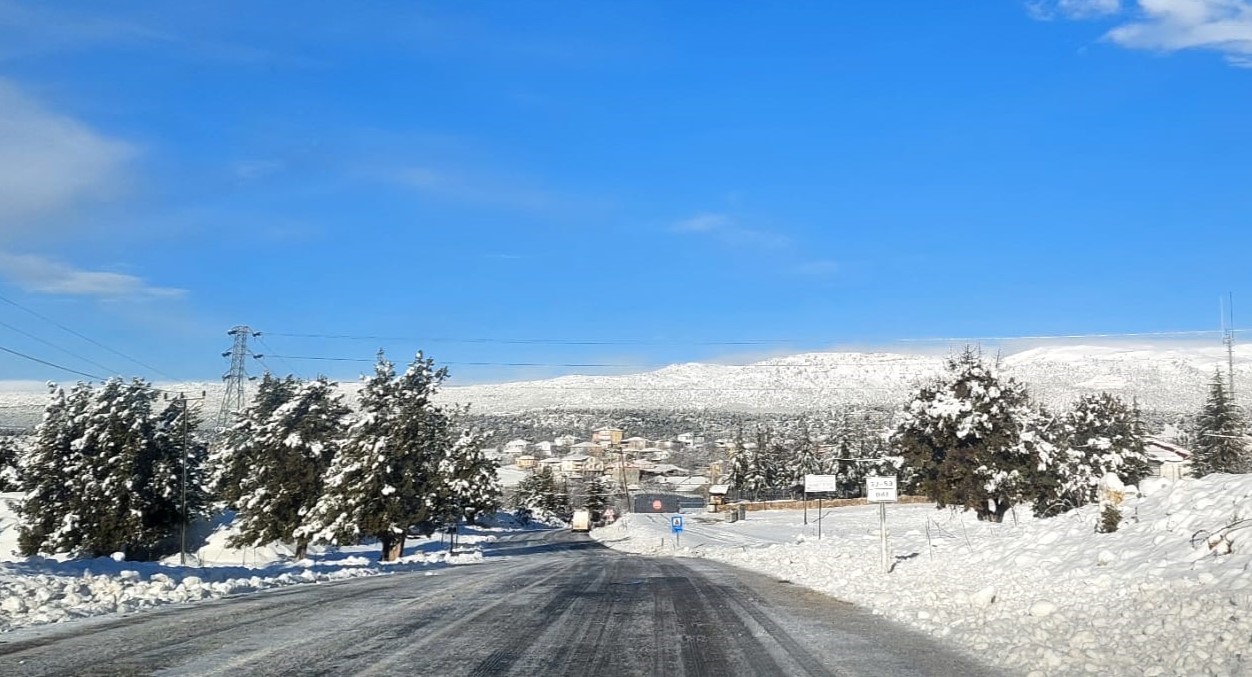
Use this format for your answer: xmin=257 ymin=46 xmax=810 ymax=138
xmin=438 ymin=343 xmax=1252 ymax=414
xmin=0 ymin=343 xmax=1246 ymax=424
xmin=594 ymin=474 xmax=1252 ymax=676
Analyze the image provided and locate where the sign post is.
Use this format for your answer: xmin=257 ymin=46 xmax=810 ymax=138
xmin=866 ymin=476 xmax=898 ymax=573
xmin=670 ymin=514 xmax=684 ymax=548
xmin=804 ymin=474 xmax=838 ymax=535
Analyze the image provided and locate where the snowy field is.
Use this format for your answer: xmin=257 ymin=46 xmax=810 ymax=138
xmin=594 ymin=475 xmax=1252 ymax=676
xmin=0 ymin=493 xmax=501 ymax=633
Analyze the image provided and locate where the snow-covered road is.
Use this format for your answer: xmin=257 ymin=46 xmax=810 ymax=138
xmin=0 ymin=529 xmax=996 ymax=676
xmin=594 ymin=475 xmax=1252 ymax=676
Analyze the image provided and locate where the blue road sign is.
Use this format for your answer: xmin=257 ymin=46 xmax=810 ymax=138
xmin=670 ymin=515 xmax=684 ymax=533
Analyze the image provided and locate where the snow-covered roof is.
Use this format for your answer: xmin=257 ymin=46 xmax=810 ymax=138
xmin=708 ymin=484 xmax=730 ymax=495
xmin=1144 ymin=437 xmax=1191 ymax=463
xmin=570 ymin=442 xmax=602 ymax=449
xmin=562 ymin=453 xmax=590 ymax=461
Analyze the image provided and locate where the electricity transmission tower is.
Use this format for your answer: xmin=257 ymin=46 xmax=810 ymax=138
xmin=217 ymin=325 xmax=259 ymax=428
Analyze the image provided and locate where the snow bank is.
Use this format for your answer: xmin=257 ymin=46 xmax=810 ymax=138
xmin=595 ymin=475 xmax=1252 ymax=676
xmin=0 ymin=494 xmax=495 ymax=633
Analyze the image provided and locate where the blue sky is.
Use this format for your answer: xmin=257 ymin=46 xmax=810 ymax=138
xmin=0 ymin=0 xmax=1250 ymax=385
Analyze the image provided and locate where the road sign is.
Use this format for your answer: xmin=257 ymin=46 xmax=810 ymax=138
xmin=804 ymin=474 xmax=839 ymax=493
xmin=670 ymin=515 xmax=684 ymax=533
xmin=866 ymin=475 xmax=898 ymax=503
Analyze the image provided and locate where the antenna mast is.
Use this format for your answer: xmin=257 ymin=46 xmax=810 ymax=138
xmin=1223 ymin=294 xmax=1236 ymax=398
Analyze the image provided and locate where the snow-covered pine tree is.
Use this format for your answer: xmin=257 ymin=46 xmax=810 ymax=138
xmin=789 ymin=419 xmax=823 ymax=495
xmin=300 ymin=352 xmax=453 ymax=561
xmin=726 ymin=425 xmax=750 ymax=496
xmin=514 ymin=465 xmax=559 ymax=514
xmin=0 ymin=434 xmax=20 ymax=492
xmin=17 ymin=382 xmax=92 ymax=555
xmin=226 ymin=377 xmax=349 ymax=559
xmin=742 ymin=426 xmax=772 ymax=500
xmin=437 ymin=426 xmax=502 ymax=525
xmin=1034 ymin=393 xmax=1150 ymax=517
xmin=1191 ymin=371 xmax=1249 ymax=476
xmin=209 ymin=373 xmax=299 ymax=508
xmin=136 ymin=395 xmax=211 ymax=554
xmin=584 ymin=475 xmax=610 ymax=521
xmin=891 ymin=348 xmax=1052 ymax=522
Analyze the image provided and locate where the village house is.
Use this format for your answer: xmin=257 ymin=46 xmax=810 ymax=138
xmin=570 ymin=441 xmax=604 ymax=458
xmin=516 ymin=454 xmax=538 ymax=470
xmin=592 ymin=427 xmax=624 ymax=446
xmin=1144 ymin=437 xmax=1192 ymax=480
xmin=623 ymin=436 xmax=649 ymax=451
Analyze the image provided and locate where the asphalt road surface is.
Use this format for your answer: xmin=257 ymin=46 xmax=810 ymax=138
xmin=0 ymin=530 xmax=999 ymax=676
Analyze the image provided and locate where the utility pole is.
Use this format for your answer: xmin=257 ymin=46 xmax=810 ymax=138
xmin=176 ymin=391 xmax=207 ymax=565
xmin=217 ymin=325 xmax=260 ymax=429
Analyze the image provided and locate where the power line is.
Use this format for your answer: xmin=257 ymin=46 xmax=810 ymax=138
xmin=0 ymin=318 xmax=121 ymax=376
xmin=262 ymin=332 xmax=796 ymax=346
xmin=0 ymin=293 xmax=176 ymax=380
xmin=261 ymin=354 xmax=930 ymax=368
xmin=265 ymin=328 xmax=1232 ymax=346
xmin=0 ymin=344 xmax=103 ymax=380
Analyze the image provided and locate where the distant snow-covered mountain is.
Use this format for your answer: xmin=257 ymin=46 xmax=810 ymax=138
xmin=434 ymin=343 xmax=1252 ymax=414
xmin=0 ymin=343 xmax=1245 ymax=426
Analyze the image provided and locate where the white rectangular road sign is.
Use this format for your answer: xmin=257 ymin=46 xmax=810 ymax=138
xmin=804 ymin=474 xmax=839 ymax=493
xmin=866 ymin=475 xmax=898 ymax=503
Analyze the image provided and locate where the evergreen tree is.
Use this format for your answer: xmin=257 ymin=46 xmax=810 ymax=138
xmin=209 ymin=374 xmax=299 ymax=507
xmin=437 ymin=426 xmax=502 ymax=525
xmin=892 ymin=348 xmax=1052 ymax=522
xmin=20 ymin=378 xmax=187 ymax=559
xmin=17 ymin=383 xmax=92 ymax=555
xmin=1191 ymin=371 xmax=1249 ymax=476
xmin=225 ymin=377 xmax=349 ymax=559
xmin=584 ymin=475 xmax=610 ymax=521
xmin=726 ymin=425 xmax=750 ymax=495
xmin=514 ymin=466 xmax=559 ymax=514
xmin=300 ymin=352 xmax=453 ymax=561
xmin=789 ymin=419 xmax=823 ymax=494
xmin=0 ymin=435 xmax=20 ymax=493
xmin=740 ymin=426 xmax=772 ymax=500
xmin=138 ymin=396 xmax=210 ymax=556
xmin=1034 ymin=393 xmax=1150 ymax=516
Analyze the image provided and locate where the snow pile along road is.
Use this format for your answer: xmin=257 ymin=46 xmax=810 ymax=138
xmin=0 ymin=494 xmax=493 ymax=633
xmin=594 ymin=475 xmax=1252 ymax=676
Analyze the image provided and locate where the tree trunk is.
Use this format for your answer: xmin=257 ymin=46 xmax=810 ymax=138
xmin=295 ymin=538 xmax=309 ymax=560
xmin=379 ymin=533 xmax=405 ymax=562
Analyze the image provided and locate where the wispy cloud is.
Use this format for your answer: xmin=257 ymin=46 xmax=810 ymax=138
xmin=671 ymin=211 xmax=837 ymax=278
xmin=0 ymin=252 xmax=184 ymax=299
xmin=394 ymin=165 xmax=557 ymax=211
xmin=670 ymin=212 xmax=792 ymax=250
xmin=1029 ymin=0 xmax=1252 ymax=67
xmin=0 ymin=79 xmax=136 ymax=236
xmin=1028 ymin=0 xmax=1122 ymax=20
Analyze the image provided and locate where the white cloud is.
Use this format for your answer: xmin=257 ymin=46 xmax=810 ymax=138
xmin=673 ymin=213 xmax=730 ymax=233
xmin=396 ymin=166 xmax=554 ymax=211
xmin=1029 ymin=0 xmax=1122 ymax=20
xmin=1106 ymin=0 xmax=1252 ymax=64
xmin=794 ymin=260 xmax=840 ymax=278
xmin=0 ymin=79 xmax=136 ymax=235
xmin=0 ymin=252 xmax=183 ymax=299
xmin=1031 ymin=0 xmax=1252 ymax=66
xmin=670 ymin=213 xmax=792 ymax=250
